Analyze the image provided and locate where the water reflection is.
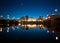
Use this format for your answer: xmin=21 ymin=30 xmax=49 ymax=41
xmin=0 ymin=23 xmax=60 ymax=41
xmin=0 ymin=24 xmax=57 ymax=33
xmin=0 ymin=27 xmax=2 ymax=32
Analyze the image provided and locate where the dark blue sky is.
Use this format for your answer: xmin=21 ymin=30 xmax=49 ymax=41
xmin=0 ymin=0 xmax=60 ymax=19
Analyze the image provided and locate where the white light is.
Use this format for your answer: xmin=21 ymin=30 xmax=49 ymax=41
xmin=45 ymin=18 xmax=47 ymax=19
xmin=54 ymin=9 xmax=58 ymax=12
xmin=56 ymin=36 xmax=58 ymax=40
xmin=12 ymin=27 xmax=15 ymax=31
xmin=18 ymin=23 xmax=21 ymax=26
xmin=47 ymin=30 xmax=49 ymax=33
xmin=7 ymin=27 xmax=9 ymax=32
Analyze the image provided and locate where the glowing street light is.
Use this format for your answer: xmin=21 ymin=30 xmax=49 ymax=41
xmin=56 ymin=36 xmax=58 ymax=40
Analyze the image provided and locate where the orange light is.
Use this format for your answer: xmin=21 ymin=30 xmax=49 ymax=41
xmin=48 ymin=16 xmax=51 ymax=19
xmin=28 ymin=18 xmax=36 ymax=21
xmin=27 ymin=24 xmax=36 ymax=28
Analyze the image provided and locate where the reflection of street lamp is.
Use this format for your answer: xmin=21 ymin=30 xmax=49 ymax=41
xmin=0 ymin=27 xmax=2 ymax=32
xmin=7 ymin=27 xmax=9 ymax=32
xmin=39 ymin=24 xmax=44 ymax=29
xmin=27 ymin=24 xmax=36 ymax=28
xmin=12 ymin=26 xmax=15 ymax=31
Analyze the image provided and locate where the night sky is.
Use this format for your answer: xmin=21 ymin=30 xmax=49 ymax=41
xmin=0 ymin=0 xmax=60 ymax=18
xmin=0 ymin=0 xmax=60 ymax=42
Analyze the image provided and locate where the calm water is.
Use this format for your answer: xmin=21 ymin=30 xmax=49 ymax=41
xmin=0 ymin=26 xmax=60 ymax=42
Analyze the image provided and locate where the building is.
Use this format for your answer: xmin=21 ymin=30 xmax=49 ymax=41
xmin=27 ymin=18 xmax=36 ymax=21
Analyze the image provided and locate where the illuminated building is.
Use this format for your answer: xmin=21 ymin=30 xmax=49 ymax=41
xmin=37 ymin=16 xmax=44 ymax=22
xmin=27 ymin=18 xmax=36 ymax=21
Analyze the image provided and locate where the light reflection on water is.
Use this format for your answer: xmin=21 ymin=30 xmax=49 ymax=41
xmin=0 ymin=25 xmax=59 ymax=41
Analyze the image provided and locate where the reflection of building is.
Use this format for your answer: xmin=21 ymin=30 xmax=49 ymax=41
xmin=20 ymin=24 xmax=37 ymax=29
xmin=39 ymin=24 xmax=44 ymax=29
xmin=27 ymin=24 xmax=36 ymax=28
xmin=0 ymin=15 xmax=60 ymax=31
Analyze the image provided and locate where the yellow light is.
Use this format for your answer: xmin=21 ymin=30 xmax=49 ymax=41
xmin=39 ymin=20 xmax=43 ymax=21
xmin=27 ymin=18 xmax=36 ymax=21
xmin=39 ymin=24 xmax=44 ymax=29
xmin=27 ymin=24 xmax=36 ymax=28
xmin=39 ymin=24 xmax=43 ymax=27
